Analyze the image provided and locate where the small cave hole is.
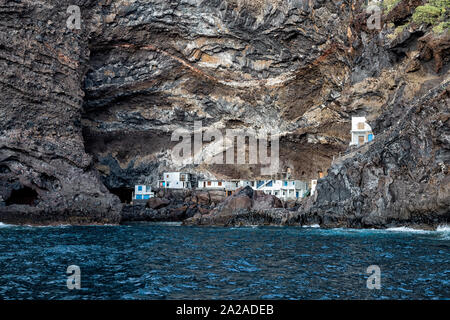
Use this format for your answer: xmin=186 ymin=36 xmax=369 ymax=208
xmin=0 ymin=165 xmax=11 ymax=174
xmin=6 ymin=186 xmax=39 ymax=206
xmin=109 ymin=187 xmax=133 ymax=204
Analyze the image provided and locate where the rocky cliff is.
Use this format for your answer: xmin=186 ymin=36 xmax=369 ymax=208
xmin=0 ymin=0 xmax=121 ymax=224
xmin=0 ymin=0 xmax=448 ymax=226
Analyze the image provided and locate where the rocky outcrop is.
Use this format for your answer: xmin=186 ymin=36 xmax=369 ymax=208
xmin=302 ymin=77 xmax=449 ymax=229
xmin=120 ymin=188 xmax=225 ymax=222
xmin=183 ymin=186 xmax=283 ymax=226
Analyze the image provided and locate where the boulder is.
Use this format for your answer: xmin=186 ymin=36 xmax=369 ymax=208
xmin=146 ymin=197 xmax=170 ymax=210
xmin=195 ymin=191 xmax=210 ymax=205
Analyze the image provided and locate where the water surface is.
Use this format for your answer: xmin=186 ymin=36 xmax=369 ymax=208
xmin=0 ymin=223 xmax=448 ymax=299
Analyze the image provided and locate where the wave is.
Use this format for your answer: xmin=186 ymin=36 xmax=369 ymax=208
xmin=0 ymin=222 xmax=13 ymax=228
xmin=436 ymin=225 xmax=450 ymax=232
xmin=302 ymin=224 xmax=320 ymax=228
xmin=386 ymin=227 xmax=433 ymax=233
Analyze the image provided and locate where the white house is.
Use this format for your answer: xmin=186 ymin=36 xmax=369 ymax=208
xmin=349 ymin=116 xmax=374 ymax=146
xmin=310 ymin=179 xmax=317 ymax=196
xmin=197 ymin=179 xmax=236 ymax=189
xmin=254 ymin=179 xmax=308 ymax=200
xmin=198 ymin=179 xmax=258 ymax=190
xmin=133 ymin=185 xmax=154 ymax=200
xmin=158 ymin=172 xmax=192 ymax=189
xmin=197 ymin=178 xmax=308 ymax=200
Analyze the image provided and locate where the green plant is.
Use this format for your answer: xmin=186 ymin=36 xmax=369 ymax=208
xmin=412 ymin=0 xmax=450 ymax=32
xmin=382 ymin=0 xmax=401 ymax=13
xmin=433 ymin=21 xmax=450 ymax=33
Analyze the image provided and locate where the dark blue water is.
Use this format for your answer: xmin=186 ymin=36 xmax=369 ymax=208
xmin=0 ymin=222 xmax=448 ymax=299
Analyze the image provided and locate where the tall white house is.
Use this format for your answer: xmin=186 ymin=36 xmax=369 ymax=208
xmin=158 ymin=172 xmax=192 ymax=189
xmin=310 ymin=179 xmax=317 ymax=196
xmin=133 ymin=185 xmax=154 ymax=200
xmin=349 ymin=116 xmax=374 ymax=146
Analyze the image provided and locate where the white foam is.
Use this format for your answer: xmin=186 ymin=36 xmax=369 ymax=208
xmin=302 ymin=224 xmax=320 ymax=228
xmin=386 ymin=226 xmax=432 ymax=233
xmin=436 ymin=225 xmax=450 ymax=232
xmin=0 ymin=222 xmax=13 ymax=228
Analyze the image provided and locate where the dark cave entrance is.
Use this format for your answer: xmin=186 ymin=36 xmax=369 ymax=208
xmin=6 ymin=186 xmax=39 ymax=206
xmin=109 ymin=187 xmax=133 ymax=204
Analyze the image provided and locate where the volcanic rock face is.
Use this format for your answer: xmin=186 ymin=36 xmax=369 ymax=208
xmin=304 ymin=80 xmax=449 ymax=229
xmin=82 ymin=0 xmax=355 ymax=189
xmin=0 ymin=0 xmax=121 ymax=224
xmin=0 ymin=0 xmax=448 ymax=226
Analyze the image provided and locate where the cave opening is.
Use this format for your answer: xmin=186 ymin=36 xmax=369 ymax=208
xmin=109 ymin=187 xmax=133 ymax=204
xmin=6 ymin=186 xmax=39 ymax=206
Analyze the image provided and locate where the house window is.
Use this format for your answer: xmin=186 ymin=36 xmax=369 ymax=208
xmin=136 ymin=195 xmax=142 ymax=200
xmin=166 ymin=174 xmax=169 ymax=178
xmin=143 ymin=195 xmax=150 ymax=200
xmin=284 ymin=181 xmax=288 ymax=186
xmin=218 ymin=181 xmax=222 ymax=186
xmin=138 ymin=186 xmax=142 ymax=191
xmin=357 ymin=122 xmax=365 ymax=130
xmin=167 ymin=182 xmax=170 ymax=187
xmin=207 ymin=181 xmax=211 ymax=186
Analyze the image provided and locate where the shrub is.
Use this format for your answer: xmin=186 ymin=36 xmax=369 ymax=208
xmin=412 ymin=0 xmax=449 ymax=26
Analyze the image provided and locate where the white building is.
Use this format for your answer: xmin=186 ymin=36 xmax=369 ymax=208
xmin=310 ymin=179 xmax=318 ymax=196
xmin=196 ymin=179 xmax=307 ymax=200
xmin=133 ymin=185 xmax=154 ymax=200
xmin=254 ymin=179 xmax=308 ymax=200
xmin=197 ymin=180 xmax=237 ymax=190
xmin=349 ymin=116 xmax=374 ymax=146
xmin=197 ymin=179 xmax=257 ymax=196
xmin=198 ymin=180 xmax=256 ymax=189
xmin=158 ymin=172 xmax=192 ymax=189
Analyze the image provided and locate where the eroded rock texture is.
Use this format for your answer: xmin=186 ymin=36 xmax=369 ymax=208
xmin=82 ymin=0 xmax=355 ymax=189
xmin=0 ymin=1 xmax=121 ymax=224
xmin=305 ymin=80 xmax=449 ymax=228
xmin=0 ymin=0 xmax=448 ymax=226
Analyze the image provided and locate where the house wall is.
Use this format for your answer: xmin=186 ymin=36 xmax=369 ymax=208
xmin=350 ymin=117 xmax=374 ymax=146
xmin=160 ymin=172 xmax=192 ymax=189
xmin=134 ymin=185 xmax=154 ymax=199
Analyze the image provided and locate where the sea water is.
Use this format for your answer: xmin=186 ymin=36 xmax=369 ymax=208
xmin=0 ymin=223 xmax=448 ymax=299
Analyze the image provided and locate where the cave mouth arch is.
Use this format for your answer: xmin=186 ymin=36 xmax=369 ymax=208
xmin=6 ymin=186 xmax=39 ymax=206
xmin=109 ymin=187 xmax=133 ymax=204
